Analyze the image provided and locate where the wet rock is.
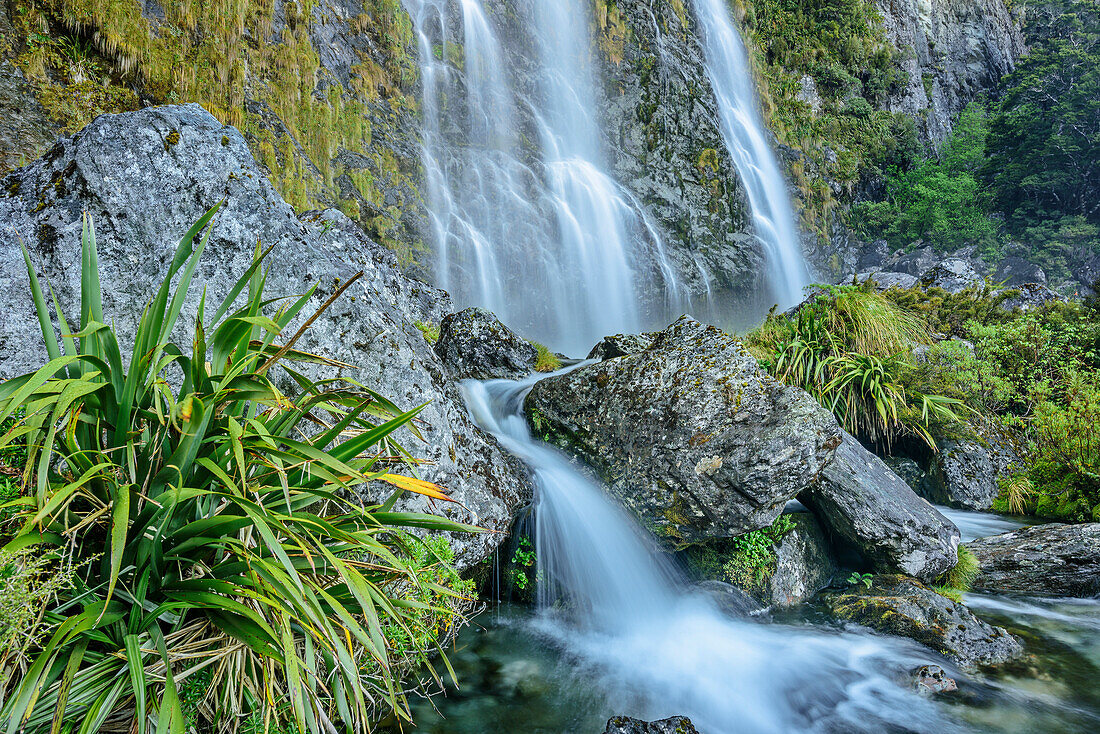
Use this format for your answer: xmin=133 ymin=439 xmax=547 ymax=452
xmin=924 ymin=437 xmax=1019 ymax=511
xmin=856 ymin=240 xmax=891 ymax=271
xmin=587 ymin=332 xmax=655 ymax=361
xmin=802 ymin=434 xmax=960 ymax=581
xmin=968 ymin=523 xmax=1100 ymax=597
xmin=912 ymin=664 xmax=958 ymax=695
xmin=996 ymin=282 xmax=1064 ymax=311
xmin=1074 ymin=254 xmax=1100 ymax=292
xmin=0 ymin=4 xmax=58 ymax=175
xmin=696 ymin=580 xmax=765 ymax=617
xmin=0 ymin=104 xmax=532 ymax=570
xmin=821 ymin=575 xmax=1024 ymax=670
xmin=525 ymin=316 xmax=843 ymax=545
xmin=602 ymin=716 xmax=700 ymax=734
xmin=994 ymin=256 xmax=1047 ymax=287
xmin=854 ymin=271 xmax=919 ymax=290
xmin=882 ymin=455 xmax=929 ymax=494
xmin=889 ymin=246 xmax=938 ymax=277
xmin=767 ymin=513 xmax=837 ymax=607
xmin=434 ymin=307 xmax=537 ymax=380
xmin=920 ymin=259 xmax=985 ymax=294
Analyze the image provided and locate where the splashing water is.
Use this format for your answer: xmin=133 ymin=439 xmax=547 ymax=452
xmin=404 ymin=0 xmax=682 ymax=354
xmin=690 ymin=0 xmax=810 ymax=309
xmin=461 ymin=374 xmax=961 ymax=733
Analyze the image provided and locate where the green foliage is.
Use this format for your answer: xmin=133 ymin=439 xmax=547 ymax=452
xmin=851 ymin=100 xmax=999 ymax=253
xmin=748 ymin=285 xmax=964 ymax=448
xmin=1027 ymin=372 xmax=1100 ymax=521
xmin=846 ymin=572 xmax=873 ymax=589
xmin=532 ymin=342 xmax=562 ymax=372
xmin=0 ymin=546 xmax=77 ymax=669
xmin=715 ymin=514 xmax=796 ymax=596
xmin=415 ymin=320 xmax=440 ymax=344
xmin=508 ymin=536 xmax=538 ymax=592
xmin=0 ymin=207 xmax=480 ymax=733
xmin=984 ymin=0 xmax=1099 ymax=259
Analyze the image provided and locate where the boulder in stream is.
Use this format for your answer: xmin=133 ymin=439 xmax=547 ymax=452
xmin=802 ymin=434 xmax=960 ymax=581
xmin=0 ymin=104 xmax=533 ymax=570
xmin=602 ymin=716 xmax=700 ymax=734
xmin=821 ymin=575 xmax=1024 ymax=670
xmin=968 ymin=523 xmax=1100 ymax=597
xmin=924 ymin=437 xmax=1019 ymax=511
xmin=524 ymin=316 xmax=843 ymax=545
xmin=434 ymin=307 xmax=538 ymax=380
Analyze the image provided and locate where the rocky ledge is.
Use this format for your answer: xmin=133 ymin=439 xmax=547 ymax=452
xmin=821 ymin=575 xmax=1025 ymax=670
xmin=602 ymin=716 xmax=699 ymax=734
xmin=968 ymin=523 xmax=1100 ymax=597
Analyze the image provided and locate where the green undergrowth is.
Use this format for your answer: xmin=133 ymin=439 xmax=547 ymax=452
xmin=686 ymin=514 xmax=796 ymax=597
xmin=935 ymin=546 xmax=979 ymax=602
xmin=532 ymin=342 xmax=562 ymax=372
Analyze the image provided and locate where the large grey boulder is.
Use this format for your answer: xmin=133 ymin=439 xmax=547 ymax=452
xmin=766 ymin=513 xmax=837 ymax=607
xmin=602 ymin=716 xmax=699 ymax=734
xmin=587 ymin=332 xmax=655 ymax=361
xmin=968 ymin=523 xmax=1100 ymax=597
xmin=924 ymin=437 xmax=1018 ymax=511
xmin=855 ymin=271 xmax=919 ymax=291
xmin=996 ymin=282 xmax=1065 ymax=311
xmin=994 ymin=256 xmax=1047 ymax=287
xmin=821 ymin=575 xmax=1024 ymax=670
xmin=0 ymin=104 xmax=532 ymax=570
xmin=920 ymin=258 xmax=984 ymax=294
xmin=434 ymin=307 xmax=537 ymax=380
xmin=802 ymin=434 xmax=960 ymax=581
xmin=525 ymin=316 xmax=843 ymax=545
xmin=889 ymin=246 xmax=938 ymax=277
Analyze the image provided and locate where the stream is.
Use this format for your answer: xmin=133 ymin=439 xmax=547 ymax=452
xmin=396 ymin=374 xmax=1100 ymax=733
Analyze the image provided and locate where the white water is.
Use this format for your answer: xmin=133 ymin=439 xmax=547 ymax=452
xmin=404 ymin=0 xmax=683 ymax=354
xmin=463 ymin=374 xmax=960 ymax=733
xmin=690 ymin=0 xmax=810 ymax=310
xmin=934 ymin=504 xmax=1031 ymax=543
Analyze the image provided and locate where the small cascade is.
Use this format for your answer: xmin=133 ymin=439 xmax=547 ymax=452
xmin=690 ymin=0 xmax=810 ymax=310
xmin=404 ymin=0 xmax=682 ymax=354
xmin=462 ymin=374 xmax=956 ymax=734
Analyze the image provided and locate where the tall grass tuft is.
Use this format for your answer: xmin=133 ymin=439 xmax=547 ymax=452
xmin=0 ymin=205 xmax=481 ymax=733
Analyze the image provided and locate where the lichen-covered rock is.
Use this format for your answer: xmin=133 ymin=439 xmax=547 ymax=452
xmin=587 ymin=332 xmax=655 ymax=361
xmin=924 ymin=437 xmax=1019 ymax=511
xmin=434 ymin=307 xmax=537 ymax=380
xmin=0 ymin=104 xmax=531 ymax=570
xmin=821 ymin=575 xmax=1024 ymax=670
xmin=0 ymin=4 xmax=58 ymax=175
xmin=602 ymin=715 xmax=700 ymax=734
xmin=802 ymin=434 xmax=960 ymax=581
xmin=996 ymin=282 xmax=1065 ymax=311
xmin=994 ymin=256 xmax=1047 ymax=287
xmin=919 ymin=258 xmax=985 ymax=294
xmin=525 ymin=316 xmax=843 ymax=545
xmin=912 ymin=664 xmax=958 ymax=695
xmin=888 ymin=246 xmax=938 ymax=277
xmin=968 ymin=524 xmax=1100 ymax=597
xmin=854 ymin=271 xmax=919 ymax=291
xmin=767 ymin=513 xmax=837 ymax=607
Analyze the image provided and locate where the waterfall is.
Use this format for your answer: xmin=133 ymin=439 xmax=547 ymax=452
xmin=404 ymin=0 xmax=682 ymax=354
xmin=462 ymin=374 xmax=957 ymax=734
xmin=689 ymin=0 xmax=810 ymax=310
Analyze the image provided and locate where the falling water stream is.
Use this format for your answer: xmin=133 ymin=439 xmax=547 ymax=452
xmin=689 ymin=0 xmax=809 ymax=310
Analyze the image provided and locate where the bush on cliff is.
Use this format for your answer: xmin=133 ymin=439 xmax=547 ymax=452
xmin=0 ymin=207 xmax=478 ymax=733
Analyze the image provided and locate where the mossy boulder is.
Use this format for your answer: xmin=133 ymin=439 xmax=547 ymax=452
xmin=967 ymin=523 xmax=1100 ymax=597
xmin=434 ymin=307 xmax=538 ymax=380
xmin=821 ymin=575 xmax=1024 ymax=670
xmin=602 ymin=715 xmax=700 ymax=734
xmin=524 ymin=316 xmax=842 ymax=545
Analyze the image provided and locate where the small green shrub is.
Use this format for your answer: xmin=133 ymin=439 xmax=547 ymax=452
xmin=716 ymin=515 xmax=796 ymax=596
xmin=415 ymin=320 xmax=440 ymax=343
xmin=532 ymin=342 xmax=561 ymax=372
xmin=846 ymin=572 xmax=873 ymax=589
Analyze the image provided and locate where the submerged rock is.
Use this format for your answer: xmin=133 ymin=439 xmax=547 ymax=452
xmin=0 ymin=104 xmax=532 ymax=570
xmin=968 ymin=523 xmax=1100 ymax=597
xmin=602 ymin=716 xmax=700 ymax=734
xmin=912 ymin=664 xmax=958 ymax=695
xmin=696 ymin=580 xmax=765 ymax=618
xmin=525 ymin=316 xmax=842 ymax=544
xmin=802 ymin=434 xmax=960 ymax=581
xmin=821 ymin=575 xmax=1024 ymax=670
xmin=434 ymin=307 xmax=537 ymax=380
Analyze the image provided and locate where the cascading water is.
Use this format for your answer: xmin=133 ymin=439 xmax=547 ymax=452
xmin=462 ymin=374 xmax=959 ymax=733
xmin=404 ymin=0 xmax=682 ymax=354
xmin=690 ymin=0 xmax=810 ymax=310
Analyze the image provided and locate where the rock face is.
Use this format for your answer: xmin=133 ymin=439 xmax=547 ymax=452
xmin=997 ymin=282 xmax=1065 ymax=311
xmin=875 ymin=0 xmax=1025 ymax=145
xmin=525 ymin=316 xmax=843 ymax=545
xmin=0 ymin=4 xmax=56 ymax=176
xmin=925 ymin=438 xmax=1018 ymax=511
xmin=587 ymin=332 xmax=656 ymax=361
xmin=822 ymin=575 xmax=1024 ymax=669
xmin=603 ymin=716 xmax=700 ymax=734
xmin=994 ymin=256 xmax=1047 ymax=286
xmin=434 ymin=308 xmax=537 ymax=380
xmin=766 ymin=513 xmax=837 ymax=607
xmin=802 ymin=434 xmax=960 ymax=581
xmin=0 ymin=104 xmax=531 ymax=570
xmin=968 ymin=524 xmax=1100 ymax=597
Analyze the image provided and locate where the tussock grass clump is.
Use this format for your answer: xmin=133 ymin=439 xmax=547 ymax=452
xmin=533 ymin=342 xmax=562 ymax=372
xmin=937 ymin=546 xmax=980 ymax=594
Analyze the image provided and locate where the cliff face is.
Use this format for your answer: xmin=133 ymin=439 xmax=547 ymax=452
xmin=877 ymin=0 xmax=1026 ymax=145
